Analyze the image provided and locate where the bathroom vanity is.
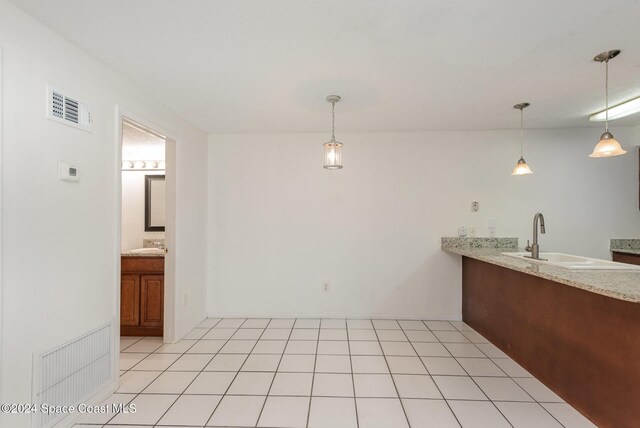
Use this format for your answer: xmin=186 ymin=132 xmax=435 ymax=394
xmin=443 ymin=238 xmax=640 ymax=428
xmin=120 ymin=253 xmax=164 ymax=336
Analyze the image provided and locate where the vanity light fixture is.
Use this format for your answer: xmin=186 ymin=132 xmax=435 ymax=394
xmin=323 ymin=95 xmax=343 ymax=170
xmin=512 ymin=102 xmax=533 ymax=176
xmin=590 ymin=50 xmax=627 ymax=158
xmin=121 ymin=160 xmax=165 ymax=171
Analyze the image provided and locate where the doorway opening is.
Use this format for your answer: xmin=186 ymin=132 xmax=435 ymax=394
xmin=117 ymin=114 xmax=176 ymax=351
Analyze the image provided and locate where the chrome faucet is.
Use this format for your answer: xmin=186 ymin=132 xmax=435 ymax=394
xmin=524 ymin=212 xmax=546 ymax=260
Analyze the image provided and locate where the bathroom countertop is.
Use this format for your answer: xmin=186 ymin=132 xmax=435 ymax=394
xmin=610 ymin=238 xmax=640 ymax=256
xmin=121 ymin=251 xmax=165 ymax=258
xmin=442 ymin=243 xmax=640 ymax=303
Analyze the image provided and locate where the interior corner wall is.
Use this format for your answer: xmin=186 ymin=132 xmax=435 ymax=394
xmin=207 ymin=129 xmax=640 ymax=319
xmin=0 ymin=1 xmax=207 ymax=425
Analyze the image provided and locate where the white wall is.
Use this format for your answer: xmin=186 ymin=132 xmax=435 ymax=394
xmin=0 ymin=1 xmax=207 ymax=426
xmin=207 ymin=129 xmax=640 ymax=319
xmin=121 ymin=171 xmax=165 ymax=250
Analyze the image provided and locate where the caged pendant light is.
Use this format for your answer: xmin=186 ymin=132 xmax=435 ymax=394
xmin=590 ymin=50 xmax=627 ymax=158
xmin=323 ymin=95 xmax=343 ymax=169
xmin=512 ymin=102 xmax=533 ymax=176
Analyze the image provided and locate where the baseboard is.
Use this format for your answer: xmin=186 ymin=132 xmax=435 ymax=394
xmin=204 ymin=312 xmax=462 ymax=321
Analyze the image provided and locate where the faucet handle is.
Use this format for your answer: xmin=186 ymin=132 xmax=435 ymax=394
xmin=524 ymin=240 xmax=532 ymax=252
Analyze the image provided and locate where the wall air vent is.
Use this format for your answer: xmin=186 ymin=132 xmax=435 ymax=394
xmin=47 ymin=85 xmax=92 ymax=132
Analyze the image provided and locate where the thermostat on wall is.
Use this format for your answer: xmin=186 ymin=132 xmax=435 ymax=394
xmin=58 ymin=162 xmax=79 ymax=182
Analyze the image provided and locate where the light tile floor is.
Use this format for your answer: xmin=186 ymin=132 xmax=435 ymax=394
xmin=74 ymin=318 xmax=596 ymax=428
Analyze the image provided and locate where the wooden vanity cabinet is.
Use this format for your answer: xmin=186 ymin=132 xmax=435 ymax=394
xmin=612 ymin=251 xmax=640 ymax=265
xmin=121 ymin=256 xmax=164 ymax=336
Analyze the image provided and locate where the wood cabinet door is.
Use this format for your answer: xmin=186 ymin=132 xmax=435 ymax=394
xmin=612 ymin=252 xmax=640 ymax=265
xmin=120 ymin=274 xmax=140 ymax=326
xmin=140 ymin=275 xmax=164 ymax=327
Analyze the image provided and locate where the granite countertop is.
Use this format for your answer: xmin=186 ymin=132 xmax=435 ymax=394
xmin=442 ymin=238 xmax=640 ymax=303
xmin=121 ymin=251 xmax=165 ymax=258
xmin=610 ymin=239 xmax=640 ymax=256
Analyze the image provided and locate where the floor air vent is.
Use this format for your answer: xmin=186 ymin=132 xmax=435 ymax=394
xmin=47 ymin=85 xmax=92 ymax=132
xmin=32 ymin=322 xmax=114 ymax=428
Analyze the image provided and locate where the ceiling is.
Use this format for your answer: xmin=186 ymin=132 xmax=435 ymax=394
xmin=122 ymin=121 xmax=165 ymax=161
xmin=11 ymin=0 xmax=640 ymax=132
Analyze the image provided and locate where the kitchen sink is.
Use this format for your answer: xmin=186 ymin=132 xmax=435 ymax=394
xmin=129 ymin=248 xmax=165 ymax=254
xmin=502 ymin=252 xmax=640 ymax=270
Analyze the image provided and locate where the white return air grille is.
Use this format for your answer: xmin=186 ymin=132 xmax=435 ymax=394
xmin=47 ymin=85 xmax=92 ymax=132
xmin=32 ymin=322 xmax=114 ymax=428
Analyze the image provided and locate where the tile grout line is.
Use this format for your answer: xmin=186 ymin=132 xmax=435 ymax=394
xmin=105 ymin=319 xmax=223 ymax=426
xmin=439 ymin=320 xmax=515 ymax=428
xmin=400 ymin=320 xmax=463 ymax=428
xmin=344 ymin=319 xmax=360 ymax=428
xmin=255 ymin=318 xmax=296 ymax=427
xmin=370 ymin=320 xmax=412 ymax=428
xmin=122 ymin=319 xmax=224 ymax=427
xmin=150 ymin=318 xmax=229 ymax=427
xmin=300 ymin=319 xmax=321 ymax=428
xmin=202 ymin=317 xmax=260 ymax=427
xmin=449 ymin=320 xmax=567 ymax=427
xmin=451 ymin=323 xmax=569 ymax=428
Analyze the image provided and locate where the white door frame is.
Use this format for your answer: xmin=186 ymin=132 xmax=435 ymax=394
xmin=0 ymin=47 xmax=4 ymax=403
xmin=114 ymin=106 xmax=178 ymax=350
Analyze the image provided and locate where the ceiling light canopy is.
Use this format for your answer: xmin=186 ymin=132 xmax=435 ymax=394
xmin=512 ymin=102 xmax=533 ymax=176
xmin=323 ymin=95 xmax=343 ymax=170
xmin=590 ymin=50 xmax=627 ymax=158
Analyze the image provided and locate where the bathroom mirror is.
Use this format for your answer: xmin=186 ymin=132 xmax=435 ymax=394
xmin=145 ymin=175 xmax=166 ymax=231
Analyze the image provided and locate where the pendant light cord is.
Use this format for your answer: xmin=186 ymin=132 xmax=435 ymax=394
xmin=331 ymin=101 xmax=336 ymax=140
xmin=605 ymin=59 xmax=609 ymax=132
xmin=520 ymin=107 xmax=524 ymax=158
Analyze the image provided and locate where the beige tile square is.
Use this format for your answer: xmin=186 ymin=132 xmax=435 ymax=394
xmin=308 ymin=397 xmax=357 ymax=428
xmin=353 ymin=374 xmax=397 ymax=398
xmin=207 ymin=395 xmax=265 ymax=427
xmin=258 ymin=396 xmax=310 ymax=428
xmin=227 ymin=371 xmax=275 ymax=395
xmin=356 ymin=398 xmax=409 ymax=428
xmin=184 ymin=372 xmax=235 ymax=394
xmin=270 ymin=372 xmax=313 ymax=396
xmin=312 ymin=373 xmax=354 ymax=397
xmin=393 ymin=374 xmax=441 ymax=399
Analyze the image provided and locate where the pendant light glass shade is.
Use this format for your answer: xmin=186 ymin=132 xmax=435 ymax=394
xmin=512 ymin=157 xmax=533 ymax=175
xmin=323 ymin=138 xmax=343 ymax=169
xmin=589 ymin=132 xmax=627 ymax=158
xmin=323 ymin=95 xmax=343 ymax=169
xmin=591 ymin=50 xmax=626 ymax=158
xmin=511 ymin=102 xmax=533 ymax=176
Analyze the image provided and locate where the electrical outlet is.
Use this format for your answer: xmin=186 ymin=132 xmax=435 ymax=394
xmin=488 ymin=219 xmax=496 ymax=237
xmin=471 ymin=201 xmax=479 ymax=212
xmin=322 ymin=283 xmax=330 ymax=293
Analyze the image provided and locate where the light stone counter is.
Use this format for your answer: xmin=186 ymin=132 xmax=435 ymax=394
xmin=610 ymin=238 xmax=640 ymax=255
xmin=442 ymin=238 xmax=640 ymax=303
xmin=121 ymin=251 xmax=165 ymax=258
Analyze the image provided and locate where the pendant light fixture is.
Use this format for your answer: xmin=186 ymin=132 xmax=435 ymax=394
xmin=323 ymin=95 xmax=343 ymax=170
xmin=590 ymin=50 xmax=627 ymax=158
xmin=512 ymin=102 xmax=533 ymax=176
